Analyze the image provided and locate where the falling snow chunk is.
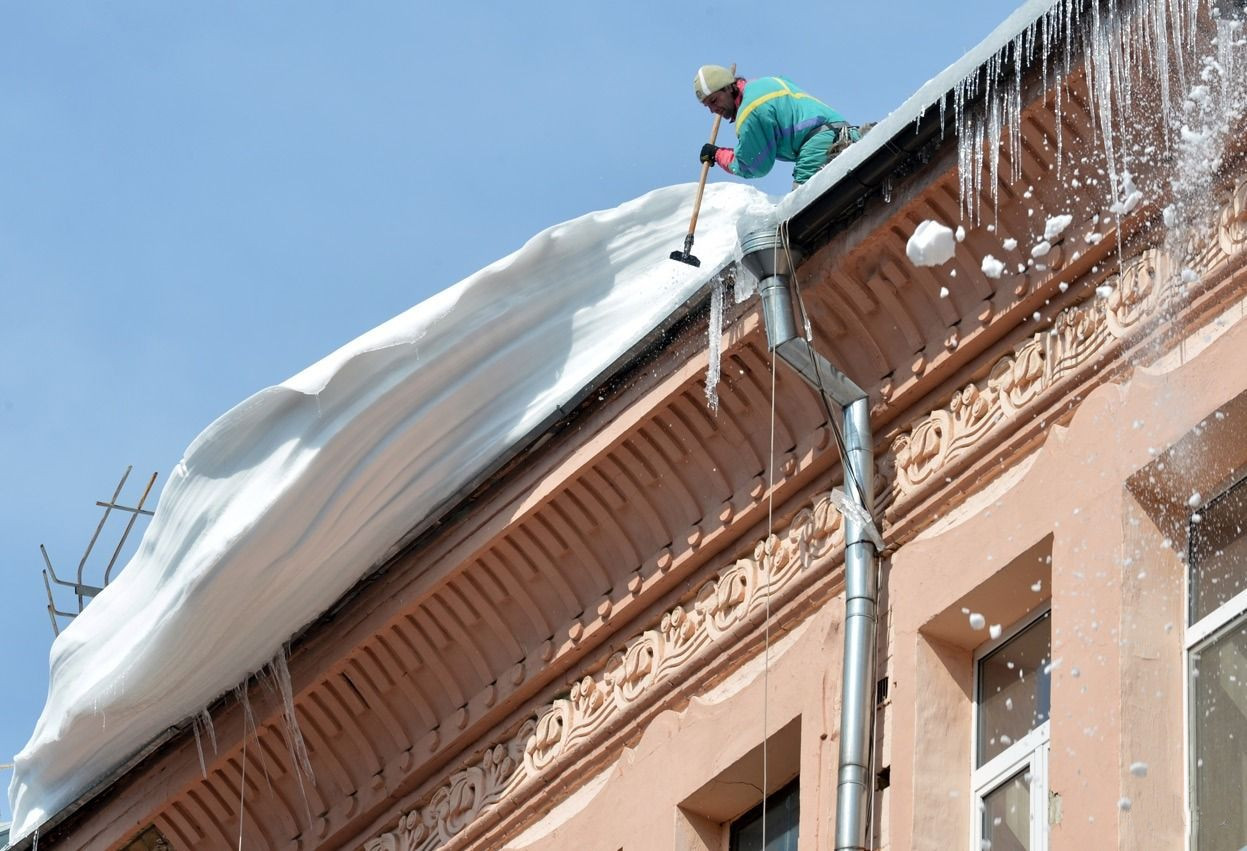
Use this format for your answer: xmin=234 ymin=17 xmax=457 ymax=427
xmin=1181 ymin=268 xmax=1200 ymax=283
xmin=1118 ymin=797 xmax=1133 ymax=812
xmin=989 ymin=624 xmax=1003 ymax=639
xmin=1044 ymin=214 xmax=1073 ymax=240
xmin=1188 ymin=492 xmax=1203 ymax=508
xmin=969 ymin=612 xmax=986 ymax=630
xmin=981 ymin=255 xmax=1005 ymax=278
xmin=906 ymin=220 xmax=957 ymax=267
xmin=1003 ymin=237 xmax=1018 ymax=251
xmin=956 ymin=225 xmax=966 ymax=241
xmin=1031 ymin=240 xmax=1052 ymax=258
xmin=1130 ymin=762 xmax=1149 ymax=777
xmin=1111 ymin=172 xmax=1144 ymax=216
xmin=939 ymin=286 xmax=950 ymax=298
xmin=1096 ymin=284 xmax=1114 ymax=298
xmin=1031 ymin=580 xmax=1042 ymax=592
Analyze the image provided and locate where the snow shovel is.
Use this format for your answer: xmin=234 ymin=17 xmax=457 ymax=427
xmin=670 ymin=63 xmax=735 ymax=267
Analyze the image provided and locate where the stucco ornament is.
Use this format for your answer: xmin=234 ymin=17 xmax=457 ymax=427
xmin=364 ymin=719 xmax=536 ymax=851
xmin=889 ymin=221 xmax=1238 ymax=499
xmin=988 ymin=338 xmax=1045 ymax=416
xmin=1104 ymin=254 xmax=1159 ymax=336
xmin=1217 ymin=178 xmax=1247 ymax=257
xmin=363 ymin=489 xmax=847 ymax=850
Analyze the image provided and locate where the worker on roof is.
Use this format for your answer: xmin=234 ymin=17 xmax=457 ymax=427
xmin=693 ymin=65 xmax=869 ymax=187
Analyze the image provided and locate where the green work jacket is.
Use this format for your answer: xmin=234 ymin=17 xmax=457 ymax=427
xmin=729 ymin=77 xmax=847 ymax=185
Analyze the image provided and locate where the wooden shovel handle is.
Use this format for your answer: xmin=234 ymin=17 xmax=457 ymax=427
xmin=685 ymin=63 xmax=736 ymax=241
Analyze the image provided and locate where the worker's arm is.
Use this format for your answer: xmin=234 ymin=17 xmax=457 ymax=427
xmin=699 ymin=143 xmax=737 ymax=174
xmin=728 ymin=109 xmax=780 ymax=178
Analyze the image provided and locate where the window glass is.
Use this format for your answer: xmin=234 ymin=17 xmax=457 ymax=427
xmin=1191 ymin=618 xmax=1247 ymax=850
xmin=977 ymin=612 xmax=1051 ymax=766
xmin=1190 ymin=482 xmax=1247 ymax=624
xmin=980 ymin=769 xmax=1031 ymax=851
xmin=729 ymin=777 xmax=799 ymax=851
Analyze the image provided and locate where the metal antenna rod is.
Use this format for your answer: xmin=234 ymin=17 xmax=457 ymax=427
xmin=103 ymin=471 xmax=158 ymax=585
xmin=38 ymin=467 xmax=158 ymax=636
xmin=74 ymin=466 xmax=132 ymax=611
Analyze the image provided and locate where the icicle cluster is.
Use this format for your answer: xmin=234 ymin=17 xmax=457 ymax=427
xmin=947 ymin=0 xmax=1216 ymax=224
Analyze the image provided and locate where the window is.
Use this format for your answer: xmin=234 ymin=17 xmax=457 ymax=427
xmin=728 ymin=777 xmax=799 ymax=851
xmin=1187 ymin=479 xmax=1247 ymax=851
xmin=676 ymin=718 xmax=801 ymax=851
xmin=972 ymin=609 xmax=1051 ymax=851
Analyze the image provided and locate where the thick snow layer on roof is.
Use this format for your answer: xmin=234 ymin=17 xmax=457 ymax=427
xmin=8 ymin=181 xmax=769 ymax=840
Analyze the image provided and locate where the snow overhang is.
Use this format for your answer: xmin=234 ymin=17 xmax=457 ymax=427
xmin=777 ymin=0 xmax=1059 ymax=254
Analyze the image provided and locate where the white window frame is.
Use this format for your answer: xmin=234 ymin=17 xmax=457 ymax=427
xmin=970 ymin=606 xmax=1052 ymax=851
xmin=1184 ymin=479 xmax=1247 ymax=850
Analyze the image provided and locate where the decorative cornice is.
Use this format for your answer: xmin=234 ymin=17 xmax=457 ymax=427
xmin=364 ymin=488 xmax=848 ymax=850
xmin=891 ymin=177 xmax=1247 ymax=501
xmin=364 ymin=176 xmax=1247 ymax=851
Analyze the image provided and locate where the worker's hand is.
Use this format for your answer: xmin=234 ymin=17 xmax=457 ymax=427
xmin=699 ymin=143 xmax=720 ymax=165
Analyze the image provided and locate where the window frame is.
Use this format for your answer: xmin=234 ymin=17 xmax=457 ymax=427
xmin=1184 ymin=477 xmax=1247 ymax=850
xmin=970 ymin=605 xmax=1052 ymax=851
xmin=727 ymin=775 xmax=800 ymax=851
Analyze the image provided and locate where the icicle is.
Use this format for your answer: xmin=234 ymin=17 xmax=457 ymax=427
xmin=237 ymin=681 xmax=274 ymax=793
xmin=704 ymin=276 xmax=724 ymax=413
xmin=191 ymin=707 xmax=217 ymax=779
xmin=271 ymin=650 xmax=314 ymax=781
xmin=1041 ymin=7 xmax=1050 ymax=92
xmin=269 ymin=647 xmax=317 ymax=830
xmin=201 ymin=708 xmax=218 ymax=755
xmin=1055 ymin=69 xmax=1064 ymax=179
xmin=192 ymin=719 xmax=207 ymax=779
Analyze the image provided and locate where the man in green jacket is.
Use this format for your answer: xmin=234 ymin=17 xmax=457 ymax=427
xmin=693 ymin=64 xmax=865 ymax=187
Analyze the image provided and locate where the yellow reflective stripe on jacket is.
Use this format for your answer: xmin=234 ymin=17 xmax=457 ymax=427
xmin=735 ymin=78 xmax=826 ymax=131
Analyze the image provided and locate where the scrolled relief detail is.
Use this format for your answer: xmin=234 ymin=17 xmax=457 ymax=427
xmin=1048 ymin=299 xmax=1109 ymax=380
xmin=364 ymin=490 xmax=848 ymax=850
xmin=1218 ymin=178 xmax=1247 ymax=257
xmin=892 ymin=410 xmax=953 ymax=492
xmin=1103 ymin=254 xmax=1159 ymax=337
xmin=988 ymin=338 xmax=1045 ymax=417
xmin=890 ymin=237 xmax=1210 ymax=499
xmin=364 ymin=717 xmax=536 ymax=851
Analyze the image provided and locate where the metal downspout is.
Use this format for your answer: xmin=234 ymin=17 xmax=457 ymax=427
xmin=739 ymin=227 xmax=880 ymax=851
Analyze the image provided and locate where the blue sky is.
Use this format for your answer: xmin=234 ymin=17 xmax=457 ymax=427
xmin=0 ymin=0 xmax=1012 ymax=820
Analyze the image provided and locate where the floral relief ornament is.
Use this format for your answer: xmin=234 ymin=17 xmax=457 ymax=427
xmin=364 ymin=490 xmax=848 ymax=850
